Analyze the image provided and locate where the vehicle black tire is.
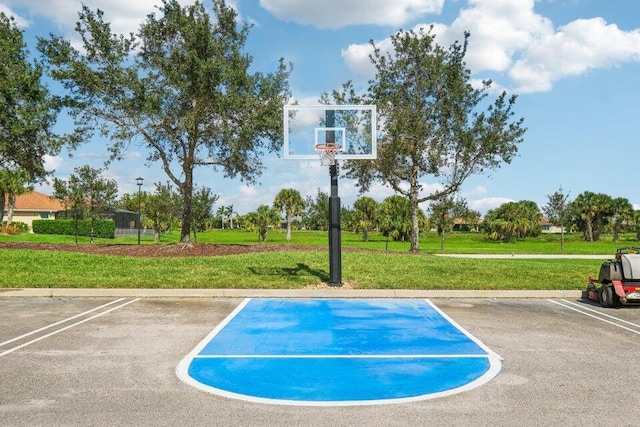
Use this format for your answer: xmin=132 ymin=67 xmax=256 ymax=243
xmin=599 ymin=285 xmax=619 ymax=308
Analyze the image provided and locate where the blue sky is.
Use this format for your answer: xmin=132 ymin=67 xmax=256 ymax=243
xmin=2 ymin=0 xmax=640 ymax=215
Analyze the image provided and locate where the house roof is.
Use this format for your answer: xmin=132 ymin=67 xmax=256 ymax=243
xmin=3 ymin=191 xmax=65 ymax=212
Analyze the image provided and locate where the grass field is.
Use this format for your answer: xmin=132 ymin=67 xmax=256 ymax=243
xmin=0 ymin=229 xmax=631 ymax=290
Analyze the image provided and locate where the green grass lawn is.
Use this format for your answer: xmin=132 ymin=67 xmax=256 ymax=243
xmin=0 ymin=229 xmax=628 ymax=290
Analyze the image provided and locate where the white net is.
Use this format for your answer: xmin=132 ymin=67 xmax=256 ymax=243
xmin=315 ymin=143 xmax=342 ymax=166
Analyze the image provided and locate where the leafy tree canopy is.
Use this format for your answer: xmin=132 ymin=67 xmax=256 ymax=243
xmin=273 ymin=188 xmax=305 ymax=241
xmin=38 ymin=0 xmax=291 ymax=243
xmin=568 ymin=191 xmax=614 ymax=242
xmin=542 ymin=187 xmax=571 ymax=250
xmin=484 ymin=200 xmax=542 ymax=242
xmin=1 ymin=12 xmax=70 ymax=220
xmin=329 ymin=28 xmax=526 ymax=252
xmin=52 ymin=165 xmax=118 ymax=242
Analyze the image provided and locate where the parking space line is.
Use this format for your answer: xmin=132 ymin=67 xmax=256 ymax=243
xmin=0 ymin=298 xmax=140 ymax=358
xmin=548 ymin=299 xmax=640 ymax=335
xmin=0 ymin=298 xmax=126 ymax=348
xmin=558 ymin=299 xmax=640 ymax=329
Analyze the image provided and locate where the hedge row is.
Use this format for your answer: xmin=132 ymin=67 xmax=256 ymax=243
xmin=32 ymin=219 xmax=115 ymax=238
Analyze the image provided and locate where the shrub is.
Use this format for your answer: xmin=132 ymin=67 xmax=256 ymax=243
xmin=32 ymin=219 xmax=115 ymax=238
xmin=0 ymin=222 xmax=26 ymax=235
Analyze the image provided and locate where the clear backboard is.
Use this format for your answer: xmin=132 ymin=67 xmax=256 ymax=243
xmin=283 ymin=105 xmax=377 ymax=160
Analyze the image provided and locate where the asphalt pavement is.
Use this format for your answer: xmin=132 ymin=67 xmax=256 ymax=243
xmin=1 ymin=296 xmax=639 ymax=426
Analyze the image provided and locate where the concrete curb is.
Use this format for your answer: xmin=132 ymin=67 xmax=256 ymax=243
xmin=0 ymin=288 xmax=583 ymax=299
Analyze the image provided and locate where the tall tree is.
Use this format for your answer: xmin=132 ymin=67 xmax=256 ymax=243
xmin=339 ymin=28 xmax=525 ymax=252
xmin=216 ymin=206 xmax=227 ymax=230
xmin=611 ymin=197 xmax=633 ymax=242
xmin=379 ymin=195 xmax=416 ymax=244
xmin=273 ymin=188 xmax=305 ymax=241
xmin=568 ymin=192 xmax=614 ymax=242
xmin=245 ymin=205 xmax=280 ymax=242
xmin=145 ymin=182 xmax=181 ymax=242
xmin=428 ymin=196 xmax=473 ymax=250
xmin=303 ymin=189 xmax=329 ymax=231
xmin=224 ymin=204 xmax=237 ymax=229
xmin=0 ymin=168 xmax=33 ymax=225
xmin=542 ymin=187 xmax=570 ymax=250
xmin=191 ymin=186 xmax=219 ymax=241
xmin=53 ymin=166 xmax=118 ymax=243
xmin=0 ymin=13 xmax=67 ymax=220
xmin=633 ymin=210 xmax=640 ymax=242
xmin=38 ymin=0 xmax=291 ymax=244
xmin=484 ymin=200 xmax=542 ymax=242
xmin=353 ymin=196 xmax=378 ymax=242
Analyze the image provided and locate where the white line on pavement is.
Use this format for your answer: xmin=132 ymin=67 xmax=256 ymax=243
xmin=558 ymin=299 xmax=640 ymax=329
xmin=0 ymin=298 xmax=126 ymax=348
xmin=0 ymin=298 xmax=140 ymax=357
xmin=548 ymin=299 xmax=640 ymax=336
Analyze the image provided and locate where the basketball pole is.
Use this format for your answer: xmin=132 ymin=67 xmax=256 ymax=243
xmin=326 ymin=110 xmax=342 ymax=286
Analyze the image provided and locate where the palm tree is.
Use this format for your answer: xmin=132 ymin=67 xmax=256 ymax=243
xmin=0 ymin=168 xmax=33 ymax=225
xmin=224 ymin=204 xmax=237 ymax=229
xmin=569 ymin=192 xmax=614 ymax=241
xmin=611 ymin=197 xmax=633 ymax=242
xmin=379 ymin=195 xmax=413 ymax=244
xmin=216 ymin=206 xmax=226 ymax=230
xmin=245 ymin=205 xmax=281 ymax=241
xmin=273 ymin=189 xmax=305 ymax=241
xmin=353 ymin=196 xmax=378 ymax=242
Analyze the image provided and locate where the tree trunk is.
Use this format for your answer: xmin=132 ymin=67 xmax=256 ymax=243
xmin=7 ymin=193 xmax=16 ymax=225
xmin=363 ymin=227 xmax=369 ymax=242
xmin=179 ymin=175 xmax=193 ymax=243
xmin=154 ymin=224 xmax=160 ymax=243
xmin=409 ymin=166 xmax=420 ymax=253
xmin=0 ymin=189 xmax=5 ymax=224
xmin=585 ymin=217 xmax=593 ymax=242
xmin=286 ymin=217 xmax=292 ymax=241
xmin=440 ymin=230 xmax=445 ymax=250
xmin=560 ymin=226 xmax=565 ymax=251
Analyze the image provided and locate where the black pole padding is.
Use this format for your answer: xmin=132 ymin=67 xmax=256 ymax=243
xmin=328 ymin=163 xmax=342 ymax=286
xmin=329 ymin=197 xmax=342 ymax=286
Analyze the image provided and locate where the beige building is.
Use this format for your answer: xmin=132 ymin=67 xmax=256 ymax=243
xmin=2 ymin=191 xmax=64 ymax=231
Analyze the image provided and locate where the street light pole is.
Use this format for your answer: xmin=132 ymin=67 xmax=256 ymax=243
xmin=136 ymin=177 xmax=144 ymax=245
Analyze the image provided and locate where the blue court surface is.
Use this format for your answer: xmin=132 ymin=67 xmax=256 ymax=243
xmin=176 ymin=298 xmax=502 ymax=406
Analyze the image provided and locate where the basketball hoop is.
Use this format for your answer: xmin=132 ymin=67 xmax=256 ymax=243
xmin=315 ymin=143 xmax=342 ymax=166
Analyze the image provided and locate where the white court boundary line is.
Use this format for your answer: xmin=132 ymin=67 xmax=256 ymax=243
xmin=176 ymin=298 xmax=503 ymax=407
xmin=0 ymin=298 xmax=140 ymax=357
xmin=0 ymin=298 xmax=126 ymax=348
xmin=194 ymin=354 xmax=490 ymax=359
xmin=548 ymin=299 xmax=640 ymax=336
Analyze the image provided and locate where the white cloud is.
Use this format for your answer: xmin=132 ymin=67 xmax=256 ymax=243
xmin=259 ymin=0 xmax=444 ymax=29
xmin=340 ymin=0 xmax=640 ymax=93
xmin=509 ymin=18 xmax=640 ymax=93
xmin=0 ymin=4 xmax=29 ymax=27
xmin=1 ymin=0 xmax=198 ymax=38
xmin=463 ymin=185 xmax=488 ymax=197
xmin=43 ymin=155 xmax=62 ymax=172
xmin=468 ymin=197 xmax=513 ymax=214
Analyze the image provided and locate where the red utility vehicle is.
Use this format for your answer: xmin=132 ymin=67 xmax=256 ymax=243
xmin=585 ymin=247 xmax=640 ymax=308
